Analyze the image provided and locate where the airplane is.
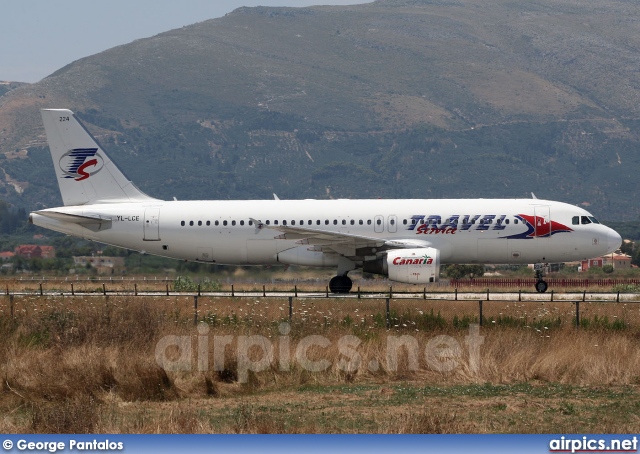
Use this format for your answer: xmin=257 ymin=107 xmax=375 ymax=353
xmin=30 ymin=109 xmax=622 ymax=293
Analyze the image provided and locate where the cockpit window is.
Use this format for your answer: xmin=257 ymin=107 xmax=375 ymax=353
xmin=572 ymin=216 xmax=579 ymax=225
xmin=588 ymin=216 xmax=600 ymax=224
xmin=581 ymin=216 xmax=591 ymax=225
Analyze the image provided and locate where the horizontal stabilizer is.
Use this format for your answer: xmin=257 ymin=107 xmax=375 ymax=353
xmin=33 ymin=210 xmax=112 ymax=231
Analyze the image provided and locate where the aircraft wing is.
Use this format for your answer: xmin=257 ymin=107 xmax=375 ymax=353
xmin=252 ymin=219 xmax=431 ymax=259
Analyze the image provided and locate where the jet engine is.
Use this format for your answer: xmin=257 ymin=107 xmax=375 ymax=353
xmin=363 ymin=247 xmax=441 ymax=284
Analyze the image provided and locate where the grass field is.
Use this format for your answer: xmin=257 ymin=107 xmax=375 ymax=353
xmin=1 ymin=288 xmax=639 ymax=433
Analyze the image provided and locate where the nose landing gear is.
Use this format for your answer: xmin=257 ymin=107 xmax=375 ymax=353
xmin=534 ymin=264 xmax=548 ymax=293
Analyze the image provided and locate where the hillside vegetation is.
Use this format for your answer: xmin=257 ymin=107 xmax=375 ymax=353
xmin=0 ymin=0 xmax=639 ymax=218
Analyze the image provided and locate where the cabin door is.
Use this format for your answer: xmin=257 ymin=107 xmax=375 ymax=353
xmin=533 ymin=206 xmax=551 ymax=238
xmin=143 ymin=207 xmax=160 ymax=241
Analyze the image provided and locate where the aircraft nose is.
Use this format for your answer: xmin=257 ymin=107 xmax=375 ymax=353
xmin=606 ymin=228 xmax=622 ymax=254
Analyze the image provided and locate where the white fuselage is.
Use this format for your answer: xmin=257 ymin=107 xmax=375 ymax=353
xmin=30 ymin=198 xmax=621 ymax=267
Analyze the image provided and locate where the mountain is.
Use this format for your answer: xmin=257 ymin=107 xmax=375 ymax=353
xmin=0 ymin=0 xmax=639 ymax=219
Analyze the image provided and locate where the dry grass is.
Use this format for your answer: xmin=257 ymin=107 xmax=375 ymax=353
xmin=0 ymin=293 xmax=639 ymax=433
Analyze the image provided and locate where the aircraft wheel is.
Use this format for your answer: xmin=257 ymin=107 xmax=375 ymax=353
xmin=535 ymin=280 xmax=548 ymax=293
xmin=329 ymin=275 xmax=353 ymax=294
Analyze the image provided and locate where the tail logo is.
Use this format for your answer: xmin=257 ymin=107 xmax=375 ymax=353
xmin=59 ymin=148 xmax=104 ymax=181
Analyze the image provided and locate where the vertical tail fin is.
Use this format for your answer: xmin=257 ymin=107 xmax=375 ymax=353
xmin=41 ymin=108 xmax=157 ymax=206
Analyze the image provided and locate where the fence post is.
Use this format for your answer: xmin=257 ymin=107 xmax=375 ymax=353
xmin=39 ymin=283 xmax=43 ymax=296
xmin=389 ymin=286 xmax=393 ymax=299
xmin=326 ymin=286 xmax=329 ymax=298
xmin=231 ymin=284 xmax=234 ymax=297
xmin=455 ymin=288 xmax=458 ymax=301
xmin=357 ymin=286 xmax=361 ymax=299
xmin=194 ymin=296 xmax=198 ymax=325
xmin=166 ymin=284 xmax=169 ymax=296
xmin=575 ymin=301 xmax=580 ymax=328
xmin=289 ymin=296 xmax=293 ymax=322
xmin=479 ymin=300 xmax=483 ymax=327
xmin=616 ymin=291 xmax=620 ymax=303
xmin=386 ymin=298 xmax=390 ymax=329
xmin=294 ymin=285 xmax=298 ymax=298
xmin=197 ymin=284 xmax=201 ymax=297
xmin=103 ymin=283 xmax=106 ymax=296
xmin=263 ymin=285 xmax=266 ymax=297
xmin=9 ymin=294 xmax=13 ymax=318
xmin=582 ymin=290 xmax=586 ymax=302
xmin=134 ymin=283 xmax=138 ymax=296
xmin=550 ymin=290 xmax=554 ymax=302
xmin=71 ymin=283 xmax=74 ymax=296
xmin=423 ymin=287 xmax=426 ymax=300
xmin=486 ymin=288 xmax=490 ymax=301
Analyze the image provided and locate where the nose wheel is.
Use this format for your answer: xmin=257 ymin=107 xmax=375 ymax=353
xmin=329 ymin=275 xmax=353 ymax=293
xmin=535 ymin=280 xmax=548 ymax=293
xmin=534 ymin=265 xmax=548 ymax=293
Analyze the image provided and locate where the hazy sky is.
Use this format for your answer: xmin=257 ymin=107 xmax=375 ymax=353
xmin=1 ymin=0 xmax=365 ymax=83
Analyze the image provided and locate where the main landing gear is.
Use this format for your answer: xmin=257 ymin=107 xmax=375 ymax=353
xmin=329 ymin=257 xmax=357 ymax=294
xmin=329 ymin=275 xmax=353 ymax=294
xmin=534 ymin=264 xmax=548 ymax=293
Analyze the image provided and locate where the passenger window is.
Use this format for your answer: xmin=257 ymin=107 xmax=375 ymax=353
xmin=181 ymin=221 xmax=185 ymax=226
xmin=367 ymin=220 xmax=372 ymax=225
xmin=514 ymin=219 xmax=518 ymax=224
xmin=403 ymin=219 xmax=407 ymax=225
xmin=232 ymin=220 xmax=236 ymax=226
xmin=581 ymin=216 xmax=591 ymax=225
xmin=240 ymin=220 xmax=244 ymax=226
xmin=206 ymin=221 xmax=210 ymax=226
xmin=291 ymin=220 xmax=295 ymax=225
xmin=274 ymin=220 xmax=279 ymax=225
xmin=189 ymin=221 xmax=194 ymax=226
xmin=505 ymin=219 xmax=509 ymax=225
xmin=390 ymin=219 xmax=395 ymax=225
xmin=325 ymin=220 xmax=329 ymax=225
xmin=248 ymin=220 xmax=253 ymax=226
xmin=198 ymin=221 xmax=202 ymax=226
xmin=359 ymin=220 xmax=363 ymax=225
xmin=572 ymin=216 xmax=579 ymax=225
xmin=283 ymin=220 xmax=287 ymax=225
xmin=376 ymin=219 xmax=381 ymax=225
xmin=316 ymin=220 xmax=320 ymax=225
xmin=308 ymin=220 xmax=312 ymax=225
xmin=266 ymin=220 xmax=270 ymax=225
xmin=215 ymin=221 xmax=219 ymax=226
xmin=223 ymin=220 xmax=228 ymax=226
xmin=333 ymin=220 xmax=338 ymax=225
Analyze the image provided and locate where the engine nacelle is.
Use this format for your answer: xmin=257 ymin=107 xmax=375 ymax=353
xmin=364 ymin=248 xmax=440 ymax=284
